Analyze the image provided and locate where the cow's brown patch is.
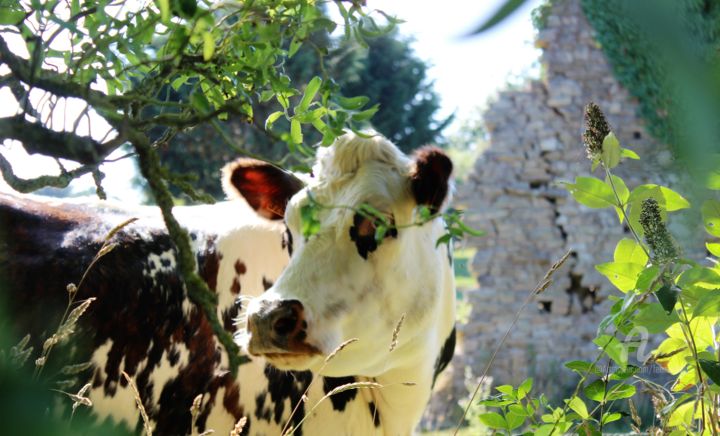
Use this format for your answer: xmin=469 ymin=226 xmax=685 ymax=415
xmin=234 ymin=260 xmax=246 ymax=275
xmin=231 ymin=277 xmax=241 ymax=295
xmin=409 ymin=146 xmax=453 ymax=213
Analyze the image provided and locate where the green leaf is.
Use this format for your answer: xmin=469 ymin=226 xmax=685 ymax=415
xmin=290 ymin=119 xmax=303 ymax=145
xmin=297 ymin=76 xmax=322 ymax=113
xmin=202 ymin=31 xmax=214 ymax=61
xmin=620 ymin=148 xmax=640 ymax=160
xmin=300 ymin=203 xmax=321 ymax=239
xmin=190 ymin=90 xmax=211 ymax=114
xmin=584 ymin=379 xmax=606 ymax=402
xmin=635 ymin=265 xmax=661 ymax=292
xmin=518 ymin=378 xmax=533 ymax=400
xmin=655 ymin=285 xmax=679 ymax=314
xmin=693 ymin=290 xmax=720 ymax=318
xmin=613 ymin=238 xmax=648 ymax=266
xmin=707 ymin=242 xmax=720 ymax=257
xmin=567 ymin=397 xmax=589 ymax=419
xmin=605 ymin=383 xmax=636 ymax=401
xmin=601 ymin=132 xmax=621 ymax=169
xmin=505 ymin=409 xmax=525 ymax=431
xmin=707 ymin=170 xmax=720 ymax=190
xmin=601 ymin=412 xmax=622 ymax=425
xmin=593 ymin=335 xmax=627 ymax=369
xmin=629 ymin=184 xmax=690 ymax=212
xmin=634 ymin=303 xmax=680 ymax=333
xmin=702 ymin=199 xmax=720 ymax=237
xmin=595 ymin=261 xmax=644 ymax=292
xmin=699 ymin=359 xmax=720 ymax=385
xmin=336 ymin=95 xmax=369 ymax=110
xmin=156 ymin=0 xmax=170 ymax=23
xmin=265 ymin=111 xmax=284 ymax=130
xmin=478 ymin=412 xmax=508 ymax=430
xmin=609 ymin=364 xmax=640 ymax=380
xmin=0 ymin=7 xmax=25 ymax=24
xmin=564 ymin=360 xmax=603 ymax=377
xmin=468 ymin=0 xmax=528 ymax=34
xmin=351 ymin=104 xmax=379 ymax=122
xmin=496 ymin=384 xmax=515 ymax=397
xmin=565 ymin=177 xmax=616 ymax=209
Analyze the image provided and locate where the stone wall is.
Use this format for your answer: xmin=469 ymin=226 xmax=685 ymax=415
xmin=453 ymin=0 xmax=681 ymax=391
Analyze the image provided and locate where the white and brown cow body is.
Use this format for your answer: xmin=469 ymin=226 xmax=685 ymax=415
xmin=0 ymin=132 xmax=456 ymax=435
xmin=0 ymin=194 xmax=291 ymax=433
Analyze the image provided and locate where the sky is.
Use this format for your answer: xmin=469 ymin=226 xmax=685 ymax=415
xmin=0 ymin=0 xmax=542 ymax=201
xmin=365 ymin=0 xmax=542 ymax=132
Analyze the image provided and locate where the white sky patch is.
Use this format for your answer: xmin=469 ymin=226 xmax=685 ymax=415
xmin=364 ymin=0 xmax=542 ymax=134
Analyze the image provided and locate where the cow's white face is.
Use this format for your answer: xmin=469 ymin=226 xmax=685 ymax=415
xmin=228 ymin=133 xmax=454 ymax=378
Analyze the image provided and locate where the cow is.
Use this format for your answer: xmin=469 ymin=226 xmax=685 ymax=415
xmin=0 ymin=132 xmax=456 ymax=435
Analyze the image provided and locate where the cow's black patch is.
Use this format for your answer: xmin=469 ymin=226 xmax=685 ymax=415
xmin=322 ymin=376 xmax=357 ymax=411
xmin=348 ymin=213 xmax=397 ymax=260
xmin=282 ymin=226 xmax=293 ymax=256
xmin=255 ymin=391 xmax=272 ymax=422
xmin=368 ymin=401 xmax=381 ymax=427
xmin=262 ymin=276 xmax=274 ymax=291
xmin=432 ymin=327 xmax=456 ymax=386
xmin=263 ymin=365 xmax=312 ymax=434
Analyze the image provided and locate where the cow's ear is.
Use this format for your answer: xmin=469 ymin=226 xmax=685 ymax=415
xmin=409 ymin=146 xmax=453 ymax=213
xmin=222 ymin=158 xmax=304 ymax=220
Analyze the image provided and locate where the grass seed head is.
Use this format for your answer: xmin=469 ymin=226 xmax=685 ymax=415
xmin=582 ymin=102 xmax=611 ymax=160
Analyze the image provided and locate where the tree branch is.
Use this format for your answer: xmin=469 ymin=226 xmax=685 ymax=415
xmin=132 ymin=131 xmax=248 ymax=375
xmin=0 ymin=152 xmax=96 ymax=192
xmin=0 ymin=115 xmax=125 ymax=165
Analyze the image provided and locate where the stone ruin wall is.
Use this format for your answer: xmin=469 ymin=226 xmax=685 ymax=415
xmin=422 ymin=0 xmax=685 ymax=428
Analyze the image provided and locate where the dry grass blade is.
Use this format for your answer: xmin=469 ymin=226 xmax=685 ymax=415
xmin=282 ymin=338 xmax=361 ymax=436
xmin=60 ymin=298 xmax=96 ymax=334
xmin=104 ymin=217 xmax=139 ymax=243
xmin=322 ymin=381 xmax=383 ymax=399
xmin=389 ymin=313 xmax=406 ymax=352
xmin=8 ymin=334 xmax=33 ymax=368
xmin=71 ymin=383 xmax=93 ymax=413
xmin=453 ymin=250 xmax=571 ymax=435
xmin=190 ymin=394 xmax=204 ymax=436
xmin=284 ymin=381 xmax=385 ymax=436
xmin=121 ymin=371 xmax=153 ymax=436
xmin=230 ymin=416 xmax=247 ymax=436
xmin=324 ymin=338 xmax=359 ymax=363
xmin=60 ymin=361 xmax=93 ymax=375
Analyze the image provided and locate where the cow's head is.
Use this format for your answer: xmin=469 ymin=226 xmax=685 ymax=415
xmin=227 ymin=133 xmax=454 ymax=376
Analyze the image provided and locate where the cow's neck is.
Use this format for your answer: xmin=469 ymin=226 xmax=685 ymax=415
xmin=367 ymin=364 xmax=434 ymax=435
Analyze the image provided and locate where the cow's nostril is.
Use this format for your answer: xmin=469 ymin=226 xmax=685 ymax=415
xmin=272 ymin=313 xmax=298 ymax=337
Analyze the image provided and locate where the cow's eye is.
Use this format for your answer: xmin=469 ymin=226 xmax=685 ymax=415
xmin=348 ymin=212 xmax=397 ymax=260
xmin=282 ymin=225 xmax=294 ymax=256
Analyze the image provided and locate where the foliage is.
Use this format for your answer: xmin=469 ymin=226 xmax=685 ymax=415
xmin=156 ymin=21 xmax=452 ymax=199
xmin=581 ymin=0 xmax=720 ymax=173
xmin=0 ymin=0 xmax=388 ymax=374
xmin=463 ymin=103 xmax=720 ymax=434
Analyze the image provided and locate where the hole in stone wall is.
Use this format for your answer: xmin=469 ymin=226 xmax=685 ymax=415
xmin=565 ymin=272 xmax=600 ymax=315
xmin=537 ymin=300 xmax=553 ymax=314
xmin=529 ymin=181 xmax=547 ymax=189
xmin=633 ymin=131 xmax=642 ymax=140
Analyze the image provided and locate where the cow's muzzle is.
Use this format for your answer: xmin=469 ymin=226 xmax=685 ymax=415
xmin=246 ymin=299 xmax=321 ymax=358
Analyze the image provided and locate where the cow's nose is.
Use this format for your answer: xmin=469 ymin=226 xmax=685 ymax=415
xmin=247 ymin=299 xmax=306 ymax=353
xmin=269 ymin=300 xmax=303 ymax=339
